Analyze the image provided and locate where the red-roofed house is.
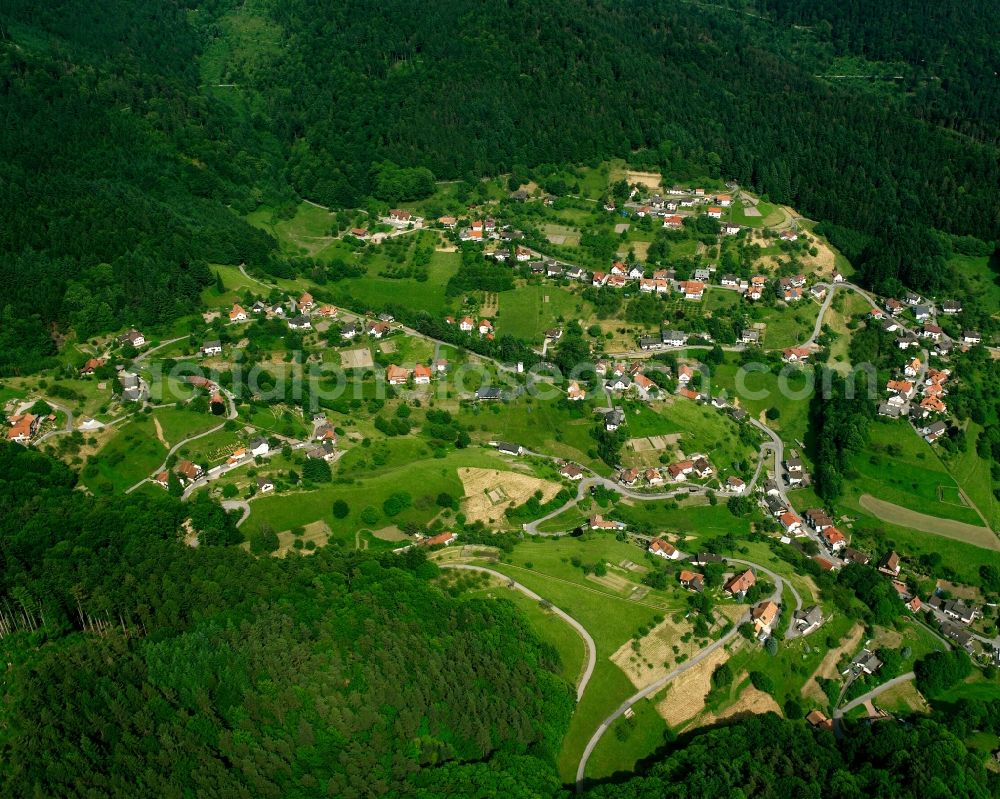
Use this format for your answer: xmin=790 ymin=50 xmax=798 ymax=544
xmin=648 ymin=538 xmax=680 ymax=560
xmin=725 ymin=569 xmax=756 ymax=597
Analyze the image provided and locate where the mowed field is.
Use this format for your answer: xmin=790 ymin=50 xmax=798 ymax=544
xmin=858 ymin=495 xmax=999 ymax=551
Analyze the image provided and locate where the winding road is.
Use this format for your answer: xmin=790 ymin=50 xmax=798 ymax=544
xmin=575 ymin=560 xmax=787 ymax=788
xmin=440 ymin=563 xmax=596 ymax=702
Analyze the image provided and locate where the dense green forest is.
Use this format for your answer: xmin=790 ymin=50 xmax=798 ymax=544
xmin=2 ymin=0 xmax=999 ymax=373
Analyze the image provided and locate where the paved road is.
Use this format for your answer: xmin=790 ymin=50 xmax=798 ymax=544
xmin=440 ymin=563 xmax=596 ymax=702
xmin=135 ymin=336 xmax=187 ymax=362
xmin=833 ymin=671 xmax=916 ymax=725
xmin=221 ymin=499 xmax=251 ymax=526
xmin=575 ymin=563 xmax=783 ymax=787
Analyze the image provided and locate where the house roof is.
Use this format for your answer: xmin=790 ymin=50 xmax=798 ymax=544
xmin=725 ymin=569 xmax=756 ymax=594
xmin=649 ymin=538 xmax=676 ymax=556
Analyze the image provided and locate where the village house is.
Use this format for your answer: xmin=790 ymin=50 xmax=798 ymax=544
xmin=821 ymin=526 xmax=847 ymax=552
xmin=341 ymin=322 xmax=359 ymax=340
xmin=592 ymin=271 xmax=608 ymax=287
xmin=495 ymin=441 xmax=523 ymax=456
xmin=922 ymin=420 xmax=947 ymax=443
xmin=200 ymin=340 xmax=222 ymax=357
xmin=679 ymin=570 xmax=704 ymax=592
xmin=806 ymin=710 xmax=833 ymax=731
xmin=779 ymin=511 xmax=802 ymax=535
xmin=80 ymin=357 xmax=106 ymax=376
xmin=963 ymin=330 xmax=982 ymax=345
xmin=793 ymin=605 xmax=823 ymax=636
xmin=845 ymin=649 xmax=882 ymax=677
xmin=724 ymin=568 xmax=756 ymax=598
xmin=619 ymin=467 xmax=640 ymax=487
xmin=720 ymin=273 xmax=740 ymax=287
xmin=315 ymin=304 xmax=338 ymax=318
xmin=748 ymin=276 xmax=767 ymax=300
xmin=677 ymin=364 xmax=694 ymax=384
xmin=307 ymin=441 xmax=337 ymax=461
xmin=912 ymin=304 xmax=931 ymax=322
xmin=921 ymin=323 xmax=943 ymax=341
xmin=386 ymin=365 xmax=410 ymax=385
xmin=886 ymin=298 xmax=904 ymax=316
xmin=604 ymin=409 xmax=625 ymax=431
xmin=413 ymin=364 xmax=432 ymax=385
xmin=116 ymin=329 xmax=146 ymax=349
xmin=886 ymin=379 xmax=915 ymax=399
xmin=941 ymin=299 xmax=962 ymax=315
xmin=251 ymin=300 xmax=266 ymax=314
xmin=388 ymin=208 xmax=411 ymax=223
xmin=667 ymin=460 xmax=694 ymax=482
xmin=843 ymin=548 xmax=870 ymax=566
xmin=176 ymin=460 xmax=203 ymax=484
xmin=680 ymin=280 xmax=705 ymax=300
xmin=6 ymin=413 xmax=40 ymax=444
xmin=904 ymin=358 xmax=922 ymax=378
xmin=229 ymin=304 xmax=248 ymax=323
xmin=878 ymin=551 xmax=901 ymax=577
xmin=423 ymin=531 xmax=457 ymax=547
xmin=566 ymin=381 xmax=586 ymax=401
xmin=803 ymin=508 xmax=833 ymax=531
xmin=288 ymin=314 xmax=312 ymax=330
xmin=367 ymin=320 xmax=390 ymax=338
xmin=783 ymin=347 xmax=811 ymax=364
xmin=784 ymin=287 xmax=803 ymax=302
xmin=726 ymin=476 xmax=746 ymax=494
xmin=559 ymin=463 xmax=584 ymax=481
xmin=649 ymin=538 xmax=681 ymax=560
xmin=589 ymin=514 xmax=626 ymax=531
xmin=752 ymin=600 xmax=780 ymax=637
xmin=706 ymin=206 xmax=723 ymax=219
xmin=256 ymin=476 xmax=275 ymax=494
xmin=740 ymin=330 xmax=760 ymax=345
xmin=249 ymin=437 xmax=270 ymax=457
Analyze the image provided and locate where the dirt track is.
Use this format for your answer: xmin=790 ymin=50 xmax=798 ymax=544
xmin=859 ymin=494 xmax=999 ymax=551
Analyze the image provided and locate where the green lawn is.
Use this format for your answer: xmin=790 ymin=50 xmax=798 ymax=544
xmin=710 ymin=356 xmax=813 ymax=444
xmin=585 ymin=696 xmax=667 ymax=781
xmin=336 ymin=249 xmax=459 ymax=316
xmin=729 ymin=199 xmax=782 ymax=227
xmin=246 ymin=201 xmax=339 ymax=258
xmin=950 ymin=252 xmax=1000 ymax=311
xmin=246 ymin=447 xmax=506 ymax=536
xmin=454 ymin=394 xmax=608 ymax=473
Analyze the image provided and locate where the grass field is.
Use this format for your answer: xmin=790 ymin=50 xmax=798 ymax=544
xmin=246 ymin=447 xmax=506 ymax=537
xmin=336 ymin=248 xmax=459 ymax=316
xmin=709 ymin=357 xmax=812 ymax=443
xmin=950 ymin=252 xmax=1000 ymax=312
xmin=82 ymin=417 xmax=166 ymax=493
xmin=844 ymin=420 xmax=985 ymax=528
xmin=759 ymin=304 xmax=815 ymax=349
xmin=454 ymin=395 xmax=608 ymax=473
xmin=729 ymin=199 xmax=782 ymax=228
xmin=940 ymin=422 xmax=1000 ymax=531
xmin=495 ymin=283 xmax=592 ymax=341
xmin=152 ymin=407 xmax=222 ymax=445
xmin=246 ymin=201 xmax=339 ymax=258
xmin=585 ymin=697 xmax=666 ymax=781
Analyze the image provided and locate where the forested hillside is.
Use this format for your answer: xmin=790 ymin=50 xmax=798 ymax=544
xmin=2 ymin=441 xmax=995 ymax=797
xmin=0 ymin=443 xmax=573 ymax=797
xmin=2 ymin=0 xmax=998 ymax=371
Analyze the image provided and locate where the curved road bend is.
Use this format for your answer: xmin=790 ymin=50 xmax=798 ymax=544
xmin=439 ymin=563 xmax=596 ymax=702
xmin=125 ymin=390 xmax=238 ymax=494
xmin=575 ymin=567 xmax=785 ymax=787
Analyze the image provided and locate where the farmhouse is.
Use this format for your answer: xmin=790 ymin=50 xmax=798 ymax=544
xmin=706 ymin=206 xmax=723 ymax=219
xmin=6 ymin=413 xmax=40 ymax=444
xmin=589 ymin=514 xmax=626 ymax=531
xmin=559 ymin=463 xmax=584 ymax=480
xmin=229 ymin=304 xmax=247 ymax=323
xmin=783 ymin=347 xmax=811 ymax=364
xmin=604 ymin=409 xmax=625 ymax=430
xmin=619 ymin=467 xmax=640 ymax=486
xmin=495 ymin=441 xmax=523 ymax=456
xmin=567 ymin=381 xmax=587 ymax=401
xmin=413 ymin=364 xmax=432 ymax=384
xmin=423 ymin=531 xmax=457 ymax=547
xmin=256 ymin=476 xmax=275 ymax=494
xmin=120 ymin=329 xmax=146 ymax=347
xmin=249 ymin=438 xmax=270 ymax=457
xmin=176 ymin=460 xmax=203 ymax=483
xmin=922 ymin=420 xmax=947 ymax=442
xmin=80 ymin=357 xmax=106 ymax=376
xmin=200 ymin=340 xmax=222 ymax=357
xmin=726 ymin=476 xmax=746 ymax=494
xmin=878 ymin=551 xmax=901 ymax=577
xmin=648 ymin=538 xmax=680 ymax=560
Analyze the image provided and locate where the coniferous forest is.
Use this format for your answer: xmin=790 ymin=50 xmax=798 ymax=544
xmin=2 ymin=1 xmax=1000 ymax=796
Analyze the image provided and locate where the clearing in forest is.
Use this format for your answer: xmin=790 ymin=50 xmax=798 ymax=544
xmin=459 ymin=467 xmax=563 ymax=524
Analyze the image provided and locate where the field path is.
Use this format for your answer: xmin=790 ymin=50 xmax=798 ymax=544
xmin=440 ymin=563 xmax=596 ymax=702
xmin=859 ymin=494 xmax=999 ymax=550
xmin=152 ymin=417 xmax=168 ymax=448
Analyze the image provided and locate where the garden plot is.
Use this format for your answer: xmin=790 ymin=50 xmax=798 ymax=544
xmin=341 ymin=348 xmax=375 ymax=369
